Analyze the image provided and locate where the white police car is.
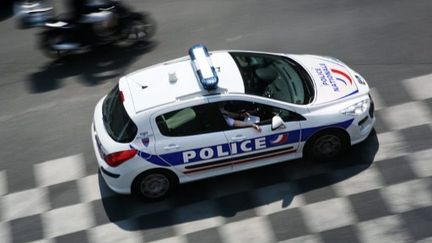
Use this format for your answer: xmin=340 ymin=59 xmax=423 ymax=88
xmin=92 ymin=44 xmax=375 ymax=200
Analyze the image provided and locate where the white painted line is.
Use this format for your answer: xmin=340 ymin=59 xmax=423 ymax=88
xmin=77 ymin=174 xmax=102 ymax=203
xmin=369 ymin=87 xmax=386 ymax=111
xmin=381 ymin=178 xmax=432 ymax=214
xmin=89 ymin=222 xmax=142 ymax=243
xmin=1 ymin=187 xmax=49 ymax=222
xmin=409 ymin=148 xmax=432 ymax=178
xmin=301 ymin=198 xmax=356 ymax=232
xmin=219 ymin=216 xmax=276 ymax=243
xmin=374 ymin=131 xmax=408 ymax=162
xmin=356 ymin=215 xmax=412 ymax=243
xmin=380 ymin=101 xmax=432 ymax=130
xmin=402 ymin=73 xmax=432 ymax=100
xmin=42 ymin=203 xmax=94 ymax=238
xmin=333 ymin=166 xmax=384 ymax=197
xmin=34 ymin=154 xmax=86 ymax=187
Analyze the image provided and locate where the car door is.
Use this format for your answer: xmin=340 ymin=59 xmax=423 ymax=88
xmin=151 ymin=100 xmax=233 ymax=181
xmin=208 ymin=96 xmax=303 ymax=172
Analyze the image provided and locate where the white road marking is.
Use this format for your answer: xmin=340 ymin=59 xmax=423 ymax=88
xmin=89 ymin=222 xmax=142 ymax=243
xmin=356 ymin=215 xmax=412 ymax=243
xmin=380 ymin=101 xmax=432 ymax=130
xmin=1 ymin=187 xmax=49 ymax=222
xmin=42 ymin=203 xmax=94 ymax=238
xmin=381 ymin=178 xmax=432 ymax=214
xmin=402 ymin=73 xmax=432 ymax=100
xmin=301 ymin=198 xmax=356 ymax=232
xmin=34 ymin=154 xmax=86 ymax=187
xmin=219 ymin=216 xmax=276 ymax=243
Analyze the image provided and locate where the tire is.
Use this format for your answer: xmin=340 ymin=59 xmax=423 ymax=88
xmin=132 ymin=170 xmax=178 ymax=201
xmin=304 ymin=130 xmax=349 ymax=161
xmin=126 ymin=15 xmax=157 ymax=42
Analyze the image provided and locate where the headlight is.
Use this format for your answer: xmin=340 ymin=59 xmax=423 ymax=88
xmin=341 ymin=99 xmax=370 ymax=116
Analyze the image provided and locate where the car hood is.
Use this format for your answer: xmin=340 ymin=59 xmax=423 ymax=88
xmin=290 ymin=55 xmax=364 ymax=104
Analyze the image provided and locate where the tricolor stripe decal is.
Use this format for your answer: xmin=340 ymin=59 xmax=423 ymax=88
xmin=184 ymin=147 xmax=296 ymax=174
xmin=331 ymin=69 xmax=353 ymax=85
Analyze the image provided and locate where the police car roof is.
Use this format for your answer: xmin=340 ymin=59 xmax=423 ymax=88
xmin=122 ymin=51 xmax=244 ymax=114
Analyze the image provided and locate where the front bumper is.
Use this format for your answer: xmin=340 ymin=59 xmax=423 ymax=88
xmin=349 ymin=115 xmax=375 ymax=145
xmin=347 ymin=97 xmax=376 ymax=145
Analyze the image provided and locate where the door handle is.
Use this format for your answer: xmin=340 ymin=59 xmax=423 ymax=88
xmin=231 ymin=135 xmax=246 ymax=141
xmin=163 ymin=144 xmax=179 ymax=150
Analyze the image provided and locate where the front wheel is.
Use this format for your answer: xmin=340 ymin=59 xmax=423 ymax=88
xmin=132 ymin=170 xmax=177 ymax=201
xmin=305 ymin=131 xmax=349 ymax=161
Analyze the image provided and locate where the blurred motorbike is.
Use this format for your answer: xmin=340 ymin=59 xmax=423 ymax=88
xmin=28 ymin=0 xmax=156 ymax=58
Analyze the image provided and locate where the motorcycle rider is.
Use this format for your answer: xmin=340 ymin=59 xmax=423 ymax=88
xmin=65 ymin=0 xmax=86 ymax=23
xmin=65 ymin=0 xmax=117 ymax=41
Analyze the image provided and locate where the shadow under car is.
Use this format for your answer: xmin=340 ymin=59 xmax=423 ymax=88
xmin=97 ymin=129 xmax=379 ymax=230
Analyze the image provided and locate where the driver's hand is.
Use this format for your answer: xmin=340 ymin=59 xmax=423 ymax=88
xmin=240 ymin=112 xmax=250 ymax=118
xmin=252 ymin=124 xmax=261 ymax=132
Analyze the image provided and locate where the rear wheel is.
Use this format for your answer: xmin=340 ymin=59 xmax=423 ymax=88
xmin=305 ymin=130 xmax=349 ymax=161
xmin=132 ymin=170 xmax=177 ymax=201
xmin=126 ymin=15 xmax=156 ymax=42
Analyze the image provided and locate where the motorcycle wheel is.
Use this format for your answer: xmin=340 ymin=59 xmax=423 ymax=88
xmin=39 ymin=33 xmax=69 ymax=59
xmin=126 ymin=15 xmax=157 ymax=42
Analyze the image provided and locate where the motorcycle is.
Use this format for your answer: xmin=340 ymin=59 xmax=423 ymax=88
xmin=37 ymin=0 xmax=156 ymax=58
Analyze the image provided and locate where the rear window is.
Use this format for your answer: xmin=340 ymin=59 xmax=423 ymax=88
xmin=102 ymin=85 xmax=137 ymax=143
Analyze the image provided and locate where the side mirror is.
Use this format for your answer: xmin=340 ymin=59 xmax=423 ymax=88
xmin=271 ymin=116 xmax=286 ymax=131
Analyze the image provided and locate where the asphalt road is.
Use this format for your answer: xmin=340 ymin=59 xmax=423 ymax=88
xmin=0 ymin=0 xmax=432 ymax=242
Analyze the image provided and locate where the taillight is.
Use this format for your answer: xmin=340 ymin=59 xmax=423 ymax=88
xmin=104 ymin=149 xmax=137 ymax=167
xmin=119 ymin=91 xmax=125 ymax=103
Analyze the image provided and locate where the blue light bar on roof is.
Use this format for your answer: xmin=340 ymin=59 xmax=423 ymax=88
xmin=188 ymin=44 xmax=219 ymax=90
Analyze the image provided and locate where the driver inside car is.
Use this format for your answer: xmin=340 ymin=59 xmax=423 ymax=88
xmin=218 ymin=103 xmax=261 ymax=132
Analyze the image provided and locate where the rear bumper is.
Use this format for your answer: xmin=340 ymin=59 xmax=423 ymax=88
xmin=91 ymin=122 xmax=133 ymax=194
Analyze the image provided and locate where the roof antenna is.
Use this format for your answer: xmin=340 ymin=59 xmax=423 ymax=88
xmin=169 ymin=72 xmax=177 ymax=83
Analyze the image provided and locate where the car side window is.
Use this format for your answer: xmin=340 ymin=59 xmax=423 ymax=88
xmin=274 ymin=107 xmax=305 ymax=122
xmin=156 ymin=103 xmax=227 ymax=137
xmin=218 ymin=100 xmax=304 ymax=128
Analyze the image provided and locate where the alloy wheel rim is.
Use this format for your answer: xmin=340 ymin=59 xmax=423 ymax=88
xmin=313 ymin=135 xmax=342 ymax=158
xmin=140 ymin=174 xmax=170 ymax=198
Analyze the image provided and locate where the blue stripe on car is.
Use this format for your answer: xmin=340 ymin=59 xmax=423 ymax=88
xmin=134 ymin=119 xmax=354 ymax=167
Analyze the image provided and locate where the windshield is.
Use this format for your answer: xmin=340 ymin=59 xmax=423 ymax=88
xmin=230 ymin=52 xmax=314 ymax=104
xmin=102 ymin=85 xmax=137 ymax=143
